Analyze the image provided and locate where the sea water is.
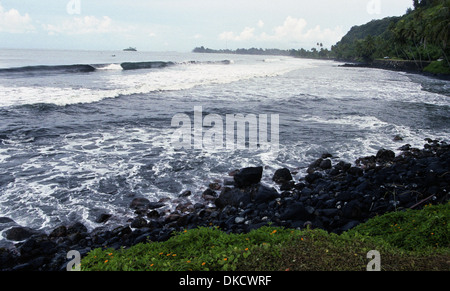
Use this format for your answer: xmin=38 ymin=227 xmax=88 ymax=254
xmin=0 ymin=49 xmax=448 ymax=239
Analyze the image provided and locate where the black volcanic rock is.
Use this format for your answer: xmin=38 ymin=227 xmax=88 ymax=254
xmin=272 ymin=168 xmax=293 ymax=184
xmin=234 ymin=167 xmax=263 ymax=188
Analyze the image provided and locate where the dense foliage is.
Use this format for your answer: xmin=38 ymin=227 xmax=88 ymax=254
xmin=193 ymin=46 xmax=332 ymax=59
xmin=332 ymin=0 xmax=450 ymax=70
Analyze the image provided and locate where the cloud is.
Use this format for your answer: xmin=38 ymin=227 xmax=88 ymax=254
xmin=219 ymin=16 xmax=345 ymax=47
xmin=219 ymin=26 xmax=255 ymax=41
xmin=43 ymin=16 xmax=120 ymax=35
xmin=257 ymin=20 xmax=264 ymax=28
xmin=266 ymin=16 xmax=308 ymax=41
xmin=0 ymin=4 xmax=35 ymax=33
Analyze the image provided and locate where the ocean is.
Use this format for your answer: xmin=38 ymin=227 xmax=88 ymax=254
xmin=0 ymin=49 xmax=449 ymax=241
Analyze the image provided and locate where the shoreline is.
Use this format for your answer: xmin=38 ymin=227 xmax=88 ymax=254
xmin=0 ymin=138 xmax=449 ymax=271
xmin=338 ymin=59 xmax=450 ymax=81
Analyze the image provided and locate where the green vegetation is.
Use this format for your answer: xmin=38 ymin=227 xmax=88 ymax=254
xmin=424 ymin=60 xmax=450 ymax=74
xmin=81 ymin=203 xmax=449 ymax=271
xmin=194 ymin=1 xmax=449 ymax=74
xmin=193 ymin=45 xmax=332 ymax=59
xmin=332 ymin=0 xmax=450 ymax=74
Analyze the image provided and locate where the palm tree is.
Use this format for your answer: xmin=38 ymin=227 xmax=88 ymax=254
xmin=429 ymin=2 xmax=450 ymax=66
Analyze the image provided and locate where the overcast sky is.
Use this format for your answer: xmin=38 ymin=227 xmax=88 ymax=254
xmin=0 ymin=0 xmax=413 ymax=52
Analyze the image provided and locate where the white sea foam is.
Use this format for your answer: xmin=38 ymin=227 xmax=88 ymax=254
xmin=0 ymin=57 xmax=315 ymax=107
xmin=96 ymin=63 xmax=123 ymax=71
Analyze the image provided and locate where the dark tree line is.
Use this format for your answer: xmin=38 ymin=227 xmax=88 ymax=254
xmin=332 ymin=0 xmax=449 ymax=69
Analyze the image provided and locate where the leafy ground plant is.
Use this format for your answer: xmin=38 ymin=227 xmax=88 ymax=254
xmin=81 ymin=203 xmax=450 ymax=271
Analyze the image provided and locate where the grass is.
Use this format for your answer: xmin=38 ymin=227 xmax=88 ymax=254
xmin=80 ymin=203 xmax=450 ymax=271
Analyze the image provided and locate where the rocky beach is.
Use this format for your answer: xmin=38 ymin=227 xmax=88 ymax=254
xmin=1 ymin=138 xmax=448 ymax=271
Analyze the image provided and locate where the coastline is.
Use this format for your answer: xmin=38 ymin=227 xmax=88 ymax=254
xmin=338 ymin=59 xmax=450 ymax=81
xmin=1 ymin=138 xmax=449 ymax=271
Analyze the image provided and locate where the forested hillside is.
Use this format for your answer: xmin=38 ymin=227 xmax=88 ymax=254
xmin=332 ymin=0 xmax=449 ymax=73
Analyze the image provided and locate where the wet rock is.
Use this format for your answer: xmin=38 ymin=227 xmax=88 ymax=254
xmin=305 ymin=172 xmax=322 ymax=184
xmin=272 ymin=168 xmax=293 ymax=184
xmin=393 ymin=135 xmax=403 ymax=141
xmin=49 ymin=225 xmax=67 ymax=238
xmin=215 ymin=187 xmax=252 ymax=209
xmin=0 ymin=217 xmax=18 ymax=232
xmin=356 ymin=156 xmax=376 ymax=169
xmin=347 ymin=167 xmax=364 ymax=177
xmin=280 ymin=181 xmax=295 ymax=191
xmin=148 ymin=202 xmax=165 ymax=210
xmin=223 ymin=177 xmax=235 ymax=186
xmin=130 ymin=197 xmax=151 ymax=210
xmin=398 ymin=144 xmax=411 ymax=151
xmin=209 ymin=182 xmax=221 ymax=191
xmin=4 ymin=227 xmax=41 ymax=241
xmin=306 ymin=159 xmax=321 ymax=174
xmin=376 ymin=149 xmax=395 ymax=163
xmin=254 ymin=185 xmax=280 ymax=204
xmin=234 ymin=167 xmax=263 ymax=188
xmin=67 ymin=222 xmax=88 ymax=235
xmin=202 ymin=188 xmax=217 ymax=200
xmin=130 ymin=217 xmax=148 ymax=229
xmin=0 ymin=217 xmax=15 ymax=224
xmin=176 ymin=201 xmax=194 ymax=213
xmin=179 ymin=190 xmax=192 ymax=198
xmin=147 ymin=210 xmax=161 ymax=219
xmin=334 ymin=161 xmax=352 ymax=172
xmin=95 ymin=213 xmax=112 ymax=224
xmin=321 ymin=153 xmax=333 ymax=159
xmin=319 ymin=159 xmax=332 ymax=170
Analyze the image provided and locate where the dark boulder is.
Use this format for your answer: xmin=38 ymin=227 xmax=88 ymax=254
xmin=202 ymin=188 xmax=218 ymax=201
xmin=3 ymin=227 xmax=41 ymax=241
xmin=347 ymin=167 xmax=364 ymax=177
xmin=254 ymin=185 xmax=280 ymax=204
xmin=67 ymin=222 xmax=88 ymax=235
xmin=130 ymin=197 xmax=165 ymax=211
xmin=234 ymin=167 xmax=263 ymax=188
xmin=307 ymin=158 xmax=323 ymax=173
xmin=179 ymin=190 xmax=192 ymax=198
xmin=334 ymin=161 xmax=352 ymax=172
xmin=130 ymin=197 xmax=151 ymax=210
xmin=272 ymin=168 xmax=293 ymax=184
xmin=398 ymin=144 xmax=411 ymax=151
xmin=215 ymin=187 xmax=252 ymax=209
xmin=95 ymin=213 xmax=112 ymax=224
xmin=319 ymin=159 xmax=332 ymax=170
xmin=305 ymin=172 xmax=322 ymax=184
xmin=0 ymin=217 xmax=15 ymax=224
xmin=49 ymin=225 xmax=67 ymax=238
xmin=280 ymin=202 xmax=311 ymax=221
xmin=0 ymin=217 xmax=18 ymax=232
xmin=376 ymin=149 xmax=395 ymax=163
xmin=130 ymin=217 xmax=148 ymax=229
